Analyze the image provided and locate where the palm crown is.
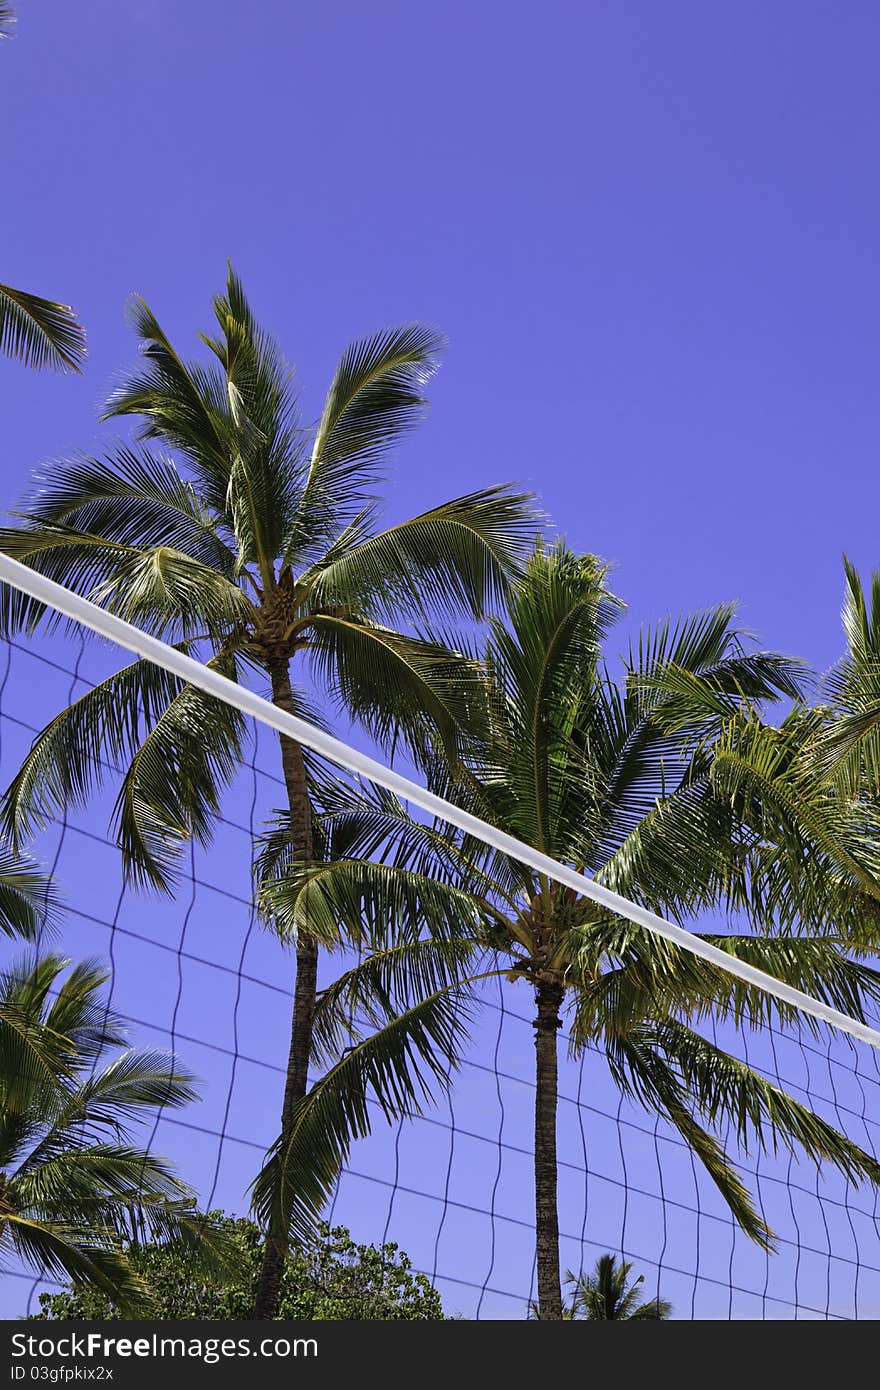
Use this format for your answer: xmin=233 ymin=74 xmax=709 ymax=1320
xmin=0 ymin=268 xmax=533 ymax=886
xmin=256 ymin=543 xmax=880 ymax=1316
xmin=563 ymin=1254 xmax=672 ymax=1320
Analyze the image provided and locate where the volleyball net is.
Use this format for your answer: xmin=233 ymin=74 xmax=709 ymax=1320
xmin=2 ymin=556 xmax=880 ymax=1320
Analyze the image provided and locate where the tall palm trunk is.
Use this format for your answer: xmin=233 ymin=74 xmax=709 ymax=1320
xmin=534 ymin=978 xmax=564 ymax=1319
xmin=253 ymin=658 xmax=318 ymax=1319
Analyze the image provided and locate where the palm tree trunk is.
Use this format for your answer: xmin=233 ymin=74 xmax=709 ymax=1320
xmin=534 ymin=978 xmax=564 ymax=1319
xmin=253 ymin=658 xmax=318 ymax=1319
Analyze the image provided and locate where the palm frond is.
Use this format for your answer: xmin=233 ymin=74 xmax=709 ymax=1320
xmin=0 ymin=521 xmax=251 ymax=640
xmin=594 ymin=767 xmax=741 ymax=917
xmin=86 ymin=541 xmax=253 ymax=640
xmin=113 ymin=651 xmax=247 ymax=891
xmin=3 ymin=1213 xmax=152 ymax=1315
xmin=606 ymin=1029 xmax=774 ymax=1247
xmin=711 ymin=712 xmax=880 ymax=904
xmin=0 ymin=652 xmax=189 ymax=850
xmin=33 ymin=1051 xmax=200 ymax=1151
xmin=691 ymin=933 xmax=880 ymax=1033
xmin=0 ymin=1002 xmax=75 ymax=1118
xmin=287 ymin=324 xmax=444 ymax=558
xmin=0 ymin=845 xmax=61 ymax=939
xmin=102 ymin=295 xmax=233 ymax=510
xmin=20 ymin=448 xmax=239 ymax=575
xmin=0 ymin=956 xmax=117 ymax=1124
xmin=309 ymin=485 xmax=538 ymax=621
xmin=251 ymin=981 xmax=475 ymax=1243
xmin=0 ymin=954 xmax=212 ymax=1310
xmin=575 ymin=925 xmax=880 ymax=1043
xmin=205 ymin=264 xmax=305 ymax=570
xmin=630 ymin=605 xmax=804 ymax=719
xmin=258 ymin=852 xmax=490 ymax=952
xmin=307 ymin=614 xmax=486 ymax=761
xmin=309 ymin=937 xmax=481 ymax=1068
xmin=808 ymin=560 xmax=880 ymax=794
xmin=658 ymin=1019 xmax=880 ymax=1186
xmin=13 ymin=1143 xmax=189 ymax=1212
xmin=0 ymin=283 xmax=86 ymax=372
xmin=264 ymin=781 xmax=506 ymax=900
xmin=482 ymin=544 xmax=622 ymax=857
xmin=43 ymin=958 xmax=128 ymax=1059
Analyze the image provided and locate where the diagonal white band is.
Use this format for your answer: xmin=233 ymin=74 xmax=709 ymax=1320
xmin=2 ymin=551 xmax=879 ymax=1049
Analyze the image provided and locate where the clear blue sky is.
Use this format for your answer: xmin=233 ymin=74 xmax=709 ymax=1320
xmin=3 ymin=0 xmax=880 ymax=1319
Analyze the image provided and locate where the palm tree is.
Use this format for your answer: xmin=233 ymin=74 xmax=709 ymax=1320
xmin=528 ymin=1254 xmax=671 ymax=1319
xmin=0 ymin=952 xmax=217 ymax=1311
xmin=255 ymin=543 xmax=880 ymax=1318
xmin=0 ymin=265 xmax=535 ymax=1315
xmin=562 ymin=1254 xmax=672 ymax=1320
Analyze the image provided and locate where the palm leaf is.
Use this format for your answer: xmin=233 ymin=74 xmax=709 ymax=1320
xmin=711 ymin=712 xmax=880 ymax=904
xmin=19 ymin=448 xmax=239 ymax=575
xmin=258 ymin=853 xmax=490 ymax=951
xmin=287 ymin=324 xmax=444 ymax=559
xmin=114 ymin=651 xmax=247 ymax=891
xmin=0 ymin=1003 xmax=75 ymax=1117
xmin=807 ymin=560 xmax=880 ymax=794
xmin=102 ymin=296 xmax=233 ymax=512
xmin=309 ymin=937 xmax=481 ymax=1067
xmin=0 ymin=845 xmax=61 ymax=939
xmin=3 ymin=1213 xmax=151 ymax=1314
xmin=307 ymin=614 xmax=485 ymax=760
xmin=26 ymin=1052 xmax=199 ymax=1157
xmin=309 ymin=486 xmax=538 ymax=620
xmin=0 ymin=523 xmax=251 ymax=639
xmin=0 ymin=283 xmax=86 ymax=372
xmin=205 ymin=265 xmax=305 ymax=572
xmin=0 ymin=652 xmax=190 ymax=849
xmin=43 ymin=958 xmax=128 ymax=1059
xmin=606 ymin=1029 xmax=774 ymax=1247
xmin=12 ymin=1144 xmax=188 ymax=1212
xmin=251 ymin=980 xmax=477 ymax=1243
xmin=0 ymin=954 xmax=216 ymax=1309
xmin=659 ymin=1018 xmax=880 ymax=1185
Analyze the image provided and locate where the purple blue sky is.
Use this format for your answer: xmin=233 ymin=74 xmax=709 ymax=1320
xmin=3 ymin=0 xmax=880 ymax=1319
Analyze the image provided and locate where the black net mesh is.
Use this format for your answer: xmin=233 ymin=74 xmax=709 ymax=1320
xmin=3 ymin=630 xmax=880 ymax=1320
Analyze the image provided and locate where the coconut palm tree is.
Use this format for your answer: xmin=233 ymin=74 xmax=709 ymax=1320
xmin=255 ymin=543 xmax=880 ymax=1318
xmin=561 ymin=1254 xmax=672 ymax=1320
xmin=0 ymin=265 xmax=535 ymax=1314
xmin=0 ymin=952 xmax=219 ymax=1311
xmin=528 ymin=1253 xmax=671 ymax=1320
